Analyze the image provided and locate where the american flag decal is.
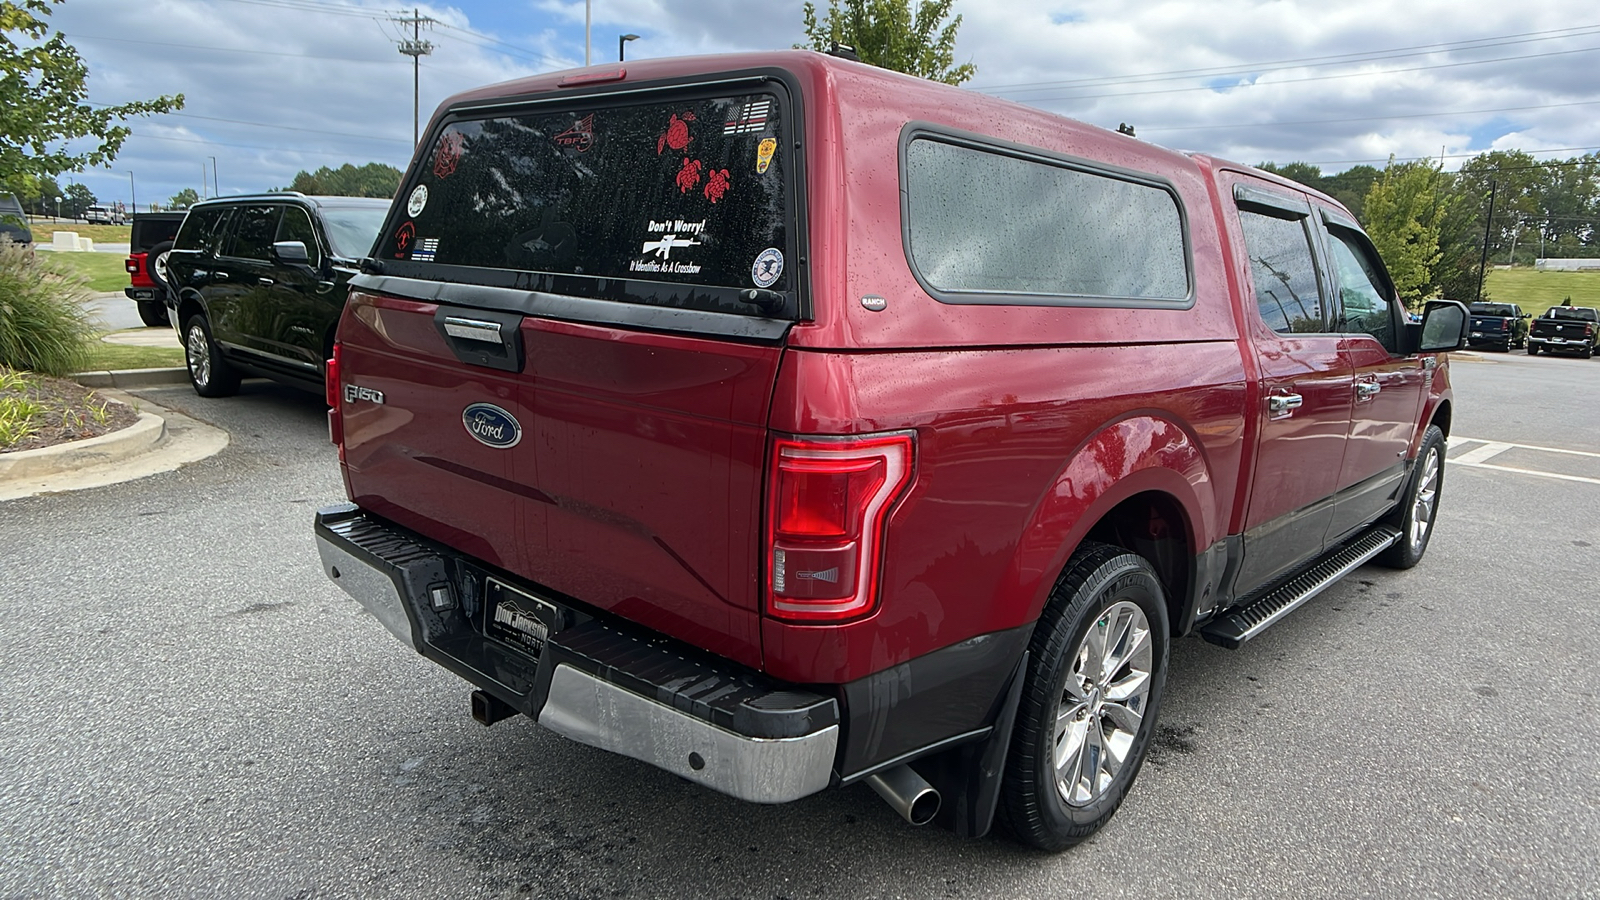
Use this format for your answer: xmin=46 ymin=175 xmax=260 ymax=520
xmin=723 ymin=99 xmax=772 ymax=135
xmin=411 ymin=237 xmax=440 ymax=262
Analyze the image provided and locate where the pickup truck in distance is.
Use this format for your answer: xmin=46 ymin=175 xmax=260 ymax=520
xmin=1466 ymin=301 xmax=1527 ymax=351
xmin=314 ymin=51 xmax=1470 ymax=851
xmin=1527 ymin=304 xmax=1599 ymax=358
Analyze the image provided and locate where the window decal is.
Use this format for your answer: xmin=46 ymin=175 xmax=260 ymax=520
xmin=657 ymin=111 xmax=695 ymax=154
xmin=703 ymin=168 xmax=731 ymax=204
xmin=554 ymin=114 xmax=596 ymax=152
xmin=432 ymin=132 xmax=463 ymax=179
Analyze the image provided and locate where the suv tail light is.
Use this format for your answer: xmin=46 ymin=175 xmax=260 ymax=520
xmin=326 ymin=342 xmax=343 ymax=450
xmin=124 ymin=257 xmax=140 ymax=275
xmin=765 ymin=432 xmax=914 ymax=623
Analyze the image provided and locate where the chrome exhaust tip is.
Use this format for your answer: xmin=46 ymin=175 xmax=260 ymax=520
xmin=864 ymin=765 xmax=940 ymax=826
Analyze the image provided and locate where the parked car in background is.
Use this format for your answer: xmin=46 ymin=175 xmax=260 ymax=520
xmin=165 ymin=192 xmax=389 ymax=396
xmin=83 ymin=205 xmax=127 ymax=226
xmin=0 ymin=192 xmax=32 ymax=248
xmin=1527 ymin=304 xmax=1600 ymax=358
xmin=314 ymin=50 xmax=1469 ymax=851
xmin=123 ymin=212 xmax=186 ymax=327
xmin=1466 ymin=301 xmax=1527 ymax=351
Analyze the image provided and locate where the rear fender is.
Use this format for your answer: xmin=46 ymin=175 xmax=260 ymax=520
xmin=1007 ymin=414 xmax=1215 ymax=623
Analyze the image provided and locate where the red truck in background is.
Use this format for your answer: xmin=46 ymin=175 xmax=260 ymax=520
xmin=314 ymin=51 xmax=1470 ymax=851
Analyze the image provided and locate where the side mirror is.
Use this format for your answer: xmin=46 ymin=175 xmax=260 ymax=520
xmin=1411 ymin=299 xmax=1469 ymax=353
xmin=270 ymin=240 xmax=311 ymax=266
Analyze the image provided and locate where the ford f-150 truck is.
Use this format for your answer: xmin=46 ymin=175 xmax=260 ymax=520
xmin=313 ymin=51 xmax=1469 ymax=850
xmin=1527 ymin=304 xmax=1599 ymax=358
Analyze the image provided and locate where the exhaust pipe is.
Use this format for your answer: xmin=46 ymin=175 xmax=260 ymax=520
xmin=865 ymin=765 xmax=940 ymax=826
xmin=470 ymin=690 xmax=518 ymax=726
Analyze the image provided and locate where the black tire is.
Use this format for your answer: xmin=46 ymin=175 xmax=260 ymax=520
xmin=1582 ymin=346 xmax=1594 ymax=360
xmin=146 ymin=240 xmax=174 ymax=296
xmin=1527 ymin=343 xmax=1538 ymax=355
xmin=1376 ymin=424 xmax=1445 ymax=569
xmin=183 ymin=313 xmax=240 ymax=398
xmin=1000 ymin=542 xmax=1170 ymax=851
xmin=135 ymin=299 xmax=168 ymax=328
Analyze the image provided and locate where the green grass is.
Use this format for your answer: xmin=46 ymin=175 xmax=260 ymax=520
xmin=1482 ymin=268 xmax=1600 ymax=318
xmin=81 ymin=340 xmax=184 ymax=371
xmin=42 ymin=250 xmax=128 ymax=292
xmin=28 ymin=221 xmax=132 ymax=244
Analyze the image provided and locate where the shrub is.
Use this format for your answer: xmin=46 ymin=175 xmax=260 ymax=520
xmin=0 ymin=237 xmax=96 ymax=376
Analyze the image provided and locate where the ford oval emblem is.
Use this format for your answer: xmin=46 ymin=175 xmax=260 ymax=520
xmin=462 ymin=403 xmax=522 ymax=449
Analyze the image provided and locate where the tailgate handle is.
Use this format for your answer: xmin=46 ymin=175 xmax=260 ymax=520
xmin=443 ymin=317 xmax=504 ymax=343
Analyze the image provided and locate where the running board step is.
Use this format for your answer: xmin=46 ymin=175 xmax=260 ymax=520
xmin=1200 ymin=526 xmax=1401 ymax=649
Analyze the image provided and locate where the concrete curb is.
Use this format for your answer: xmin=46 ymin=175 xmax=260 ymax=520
xmin=0 ymin=411 xmax=165 ymax=481
xmin=0 ymin=388 xmax=229 ymax=502
xmin=73 ymin=368 xmax=189 ymax=389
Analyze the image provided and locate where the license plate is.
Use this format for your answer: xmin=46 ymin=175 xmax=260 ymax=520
xmin=485 ymin=578 xmax=560 ymax=657
xmin=130 ymin=289 xmax=154 ymax=300
xmin=1471 ymin=332 xmax=1482 ymax=337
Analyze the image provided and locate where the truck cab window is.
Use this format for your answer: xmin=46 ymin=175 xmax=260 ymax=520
xmin=1237 ymin=208 xmax=1325 ymax=334
xmin=1326 ymin=228 xmax=1396 ymax=353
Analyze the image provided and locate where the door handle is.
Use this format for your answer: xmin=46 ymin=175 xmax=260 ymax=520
xmin=258 ymin=277 xmax=275 ymax=286
xmin=212 ymin=271 xmax=229 ymax=280
xmin=1268 ymin=392 xmax=1303 ymax=415
xmin=1356 ymin=380 xmax=1381 ymax=401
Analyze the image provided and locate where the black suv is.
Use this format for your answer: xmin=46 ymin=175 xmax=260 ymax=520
xmin=165 ymin=193 xmax=388 ymax=397
xmin=0 ymin=192 xmax=32 ymax=248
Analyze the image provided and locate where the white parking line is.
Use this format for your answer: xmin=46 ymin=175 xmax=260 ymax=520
xmin=1452 ymin=438 xmax=1600 ymax=458
xmin=1450 ymin=436 xmax=1600 ymax=486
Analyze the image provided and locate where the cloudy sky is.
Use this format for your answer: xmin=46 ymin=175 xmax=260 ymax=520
xmin=37 ymin=0 xmax=1600 ymax=211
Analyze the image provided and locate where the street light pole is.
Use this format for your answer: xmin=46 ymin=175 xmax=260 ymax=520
xmin=129 ymin=171 xmax=136 ymax=214
xmin=619 ymin=33 xmax=638 ymax=62
xmin=585 ymin=0 xmax=591 ymax=65
xmin=210 ymin=156 xmax=219 ymax=197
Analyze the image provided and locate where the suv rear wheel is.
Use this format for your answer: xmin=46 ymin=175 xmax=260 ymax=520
xmin=1000 ymin=542 xmax=1169 ymax=850
xmin=184 ymin=313 xmax=240 ymax=397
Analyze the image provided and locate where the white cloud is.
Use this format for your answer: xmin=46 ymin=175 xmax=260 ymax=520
xmin=39 ymin=0 xmax=1600 ymax=210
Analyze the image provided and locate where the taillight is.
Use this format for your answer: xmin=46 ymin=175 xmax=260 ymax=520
xmin=326 ymin=342 xmax=343 ymax=449
xmin=765 ymin=432 xmax=914 ymax=623
xmin=124 ymin=257 xmax=139 ymax=275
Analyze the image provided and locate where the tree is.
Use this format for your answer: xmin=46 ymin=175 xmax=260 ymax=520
xmin=1 ymin=0 xmax=183 ymax=186
xmin=1363 ymin=158 xmax=1445 ymax=309
xmin=62 ymin=181 xmax=92 ymax=218
xmin=800 ymin=0 xmax=976 ymax=85
xmin=282 ymin=162 xmax=402 ymax=199
xmin=168 ymin=187 xmax=199 ymax=209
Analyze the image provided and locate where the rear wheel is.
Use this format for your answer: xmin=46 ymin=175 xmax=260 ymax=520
xmin=1377 ymin=425 xmax=1445 ymax=569
xmin=184 ymin=313 xmax=240 ymax=397
xmin=1000 ymin=543 xmax=1169 ymax=851
xmin=1527 ymin=343 xmax=1539 ymax=355
xmin=135 ymin=299 xmax=168 ymax=327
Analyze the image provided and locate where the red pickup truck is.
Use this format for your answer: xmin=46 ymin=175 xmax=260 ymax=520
xmin=314 ymin=51 xmax=1469 ymax=850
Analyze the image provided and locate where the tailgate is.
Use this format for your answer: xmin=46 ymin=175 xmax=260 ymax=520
xmin=336 ymin=80 xmax=801 ymax=670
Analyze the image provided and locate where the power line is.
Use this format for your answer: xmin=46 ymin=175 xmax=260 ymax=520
xmin=1019 ymin=44 xmax=1600 ymax=104
xmin=1143 ymin=99 xmax=1600 ymax=135
xmin=976 ymin=22 xmax=1600 ymax=94
xmin=87 ymin=101 xmax=411 ymax=144
xmin=65 ymin=32 xmax=402 ymax=64
xmin=1296 ymin=147 xmax=1600 ymax=168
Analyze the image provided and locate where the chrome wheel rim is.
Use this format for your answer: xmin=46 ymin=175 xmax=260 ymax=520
xmin=152 ymin=251 xmax=171 ymax=284
xmin=1409 ymin=447 xmax=1440 ymax=550
xmin=186 ymin=324 xmax=210 ymax=386
xmin=1055 ymin=599 xmax=1153 ymax=808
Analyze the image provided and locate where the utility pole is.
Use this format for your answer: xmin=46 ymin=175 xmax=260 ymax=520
xmin=1476 ymin=179 xmax=1497 ymax=303
xmin=210 ymin=156 xmax=219 ymax=197
xmin=585 ymin=0 xmax=591 ymax=65
xmin=391 ymin=8 xmax=436 ymax=147
xmin=128 ymin=171 xmax=136 ymax=214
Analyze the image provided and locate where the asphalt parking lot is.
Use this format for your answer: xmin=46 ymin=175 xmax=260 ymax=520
xmin=1 ymin=349 xmax=1597 ymax=899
